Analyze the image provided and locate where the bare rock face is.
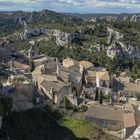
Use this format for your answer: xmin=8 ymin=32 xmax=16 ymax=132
xmin=0 ymin=41 xmax=17 ymax=61
xmin=50 ymin=29 xmax=81 ymax=46
xmin=29 ymin=40 xmax=36 ymax=46
xmin=124 ymin=14 xmax=140 ymax=22
xmin=21 ymin=28 xmax=48 ymax=39
xmin=107 ymin=42 xmax=140 ymax=59
xmin=130 ymin=46 xmax=140 ymax=59
xmin=130 ymin=15 xmax=140 ymax=22
xmin=21 ymin=27 xmax=81 ymax=46
xmin=107 ymin=27 xmax=123 ymax=44
xmin=100 ymin=16 xmax=117 ymax=22
xmin=107 ymin=45 xmax=118 ymax=59
xmin=1 ymin=41 xmax=16 ymax=52
xmin=89 ymin=17 xmax=97 ymax=22
xmin=106 ymin=27 xmax=140 ymax=60
xmin=135 ymin=79 xmax=140 ymax=84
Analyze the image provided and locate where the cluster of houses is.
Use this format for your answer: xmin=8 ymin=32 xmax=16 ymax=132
xmin=0 ymin=40 xmax=140 ymax=139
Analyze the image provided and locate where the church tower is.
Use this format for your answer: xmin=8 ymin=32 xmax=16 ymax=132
xmin=28 ymin=41 xmax=38 ymax=60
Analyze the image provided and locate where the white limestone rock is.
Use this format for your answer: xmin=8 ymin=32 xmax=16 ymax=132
xmin=50 ymin=29 xmax=81 ymax=46
xmin=130 ymin=14 xmax=140 ymax=22
xmin=107 ymin=42 xmax=140 ymax=59
xmin=135 ymin=79 xmax=140 ymax=85
xmin=22 ymin=28 xmax=47 ymax=39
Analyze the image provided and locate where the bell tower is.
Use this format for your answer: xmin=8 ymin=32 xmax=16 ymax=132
xmin=28 ymin=41 xmax=38 ymax=60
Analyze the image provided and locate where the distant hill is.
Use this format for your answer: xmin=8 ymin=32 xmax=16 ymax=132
xmin=0 ymin=9 xmax=79 ymax=26
xmin=0 ymin=9 xmax=83 ymax=36
xmin=64 ymin=13 xmax=140 ymax=20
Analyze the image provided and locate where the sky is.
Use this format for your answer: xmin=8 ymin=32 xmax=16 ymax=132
xmin=0 ymin=0 xmax=140 ymax=13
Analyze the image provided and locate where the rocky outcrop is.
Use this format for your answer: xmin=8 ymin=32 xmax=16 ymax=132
xmin=124 ymin=14 xmax=140 ymax=22
xmin=21 ymin=28 xmax=49 ymax=39
xmin=135 ymin=79 xmax=140 ymax=84
xmin=89 ymin=17 xmax=97 ymax=22
xmin=100 ymin=16 xmax=117 ymax=22
xmin=107 ymin=42 xmax=140 ymax=59
xmin=51 ymin=29 xmax=81 ymax=46
xmin=106 ymin=27 xmax=140 ymax=60
xmin=130 ymin=15 xmax=140 ymax=22
xmin=107 ymin=27 xmax=123 ymax=44
xmin=21 ymin=28 xmax=81 ymax=46
xmin=0 ymin=41 xmax=17 ymax=61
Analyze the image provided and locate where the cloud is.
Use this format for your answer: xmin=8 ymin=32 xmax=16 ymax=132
xmin=0 ymin=0 xmax=140 ymax=13
xmin=56 ymin=0 xmax=140 ymax=8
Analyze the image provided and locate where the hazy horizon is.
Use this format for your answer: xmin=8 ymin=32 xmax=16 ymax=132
xmin=0 ymin=9 xmax=140 ymax=15
xmin=0 ymin=0 xmax=140 ymax=14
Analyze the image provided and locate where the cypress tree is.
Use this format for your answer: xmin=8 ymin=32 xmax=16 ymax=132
xmin=94 ymin=88 xmax=98 ymax=101
xmin=99 ymin=90 xmax=103 ymax=104
xmin=29 ymin=60 xmax=35 ymax=72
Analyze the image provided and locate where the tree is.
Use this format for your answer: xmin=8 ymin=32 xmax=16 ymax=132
xmin=0 ymin=81 xmax=2 ymax=94
xmin=99 ymin=90 xmax=103 ymax=104
xmin=80 ymin=105 xmax=88 ymax=112
xmin=63 ymin=96 xmax=69 ymax=110
xmin=94 ymin=88 xmax=98 ymax=101
xmin=0 ymin=104 xmax=4 ymax=116
xmin=0 ymin=96 xmax=12 ymax=115
xmin=29 ymin=60 xmax=35 ymax=72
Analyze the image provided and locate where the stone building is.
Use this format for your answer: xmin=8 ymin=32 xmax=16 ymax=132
xmin=8 ymin=74 xmax=35 ymax=97
xmin=85 ymin=104 xmax=124 ymax=131
xmin=63 ymin=58 xmax=83 ymax=74
xmin=57 ymin=64 xmax=83 ymax=95
xmin=84 ymin=70 xmax=96 ymax=86
xmin=28 ymin=41 xmax=38 ymax=60
xmin=96 ymin=71 xmax=110 ymax=88
xmin=8 ymin=60 xmax=30 ymax=74
xmin=79 ymin=60 xmax=94 ymax=71
xmin=40 ymin=80 xmax=70 ymax=104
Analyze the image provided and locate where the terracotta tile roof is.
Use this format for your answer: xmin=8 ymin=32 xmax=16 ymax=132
xmin=45 ymin=61 xmax=57 ymax=71
xmin=87 ymin=70 xmax=96 ymax=76
xmin=124 ymin=113 xmax=136 ymax=128
xmin=33 ymin=56 xmax=48 ymax=62
xmin=132 ymin=104 xmax=140 ymax=126
xmin=79 ymin=60 xmax=94 ymax=69
xmin=86 ymin=76 xmax=96 ymax=83
xmin=123 ymin=103 xmax=135 ymax=113
xmin=70 ymin=73 xmax=82 ymax=84
xmin=57 ymin=64 xmax=70 ymax=74
xmin=32 ymin=65 xmax=44 ymax=75
xmin=8 ymin=60 xmax=29 ymax=70
xmin=42 ymin=75 xmax=58 ymax=82
xmin=57 ymin=68 xmax=70 ymax=83
xmin=63 ymin=58 xmax=79 ymax=68
xmin=32 ymin=65 xmax=44 ymax=83
xmin=41 ymin=80 xmax=65 ymax=93
xmin=123 ymin=82 xmax=140 ymax=93
xmin=85 ymin=71 xmax=96 ymax=83
xmin=134 ymin=111 xmax=140 ymax=126
xmin=96 ymin=71 xmax=110 ymax=80
xmin=85 ymin=104 xmax=124 ymax=122
xmin=37 ymin=76 xmax=45 ymax=86
xmin=57 ymin=64 xmax=82 ymax=84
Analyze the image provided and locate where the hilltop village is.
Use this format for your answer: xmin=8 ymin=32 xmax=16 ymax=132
xmin=0 ymin=40 xmax=140 ymax=139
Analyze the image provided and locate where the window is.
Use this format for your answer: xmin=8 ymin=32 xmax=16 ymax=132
xmin=102 ymin=81 xmax=106 ymax=87
xmin=102 ymin=121 xmax=107 ymax=128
